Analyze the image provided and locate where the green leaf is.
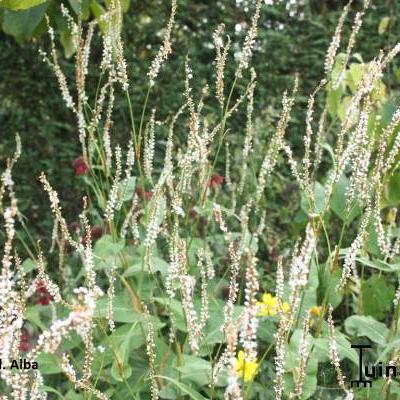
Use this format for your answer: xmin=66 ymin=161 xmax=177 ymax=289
xmin=90 ymin=0 xmax=107 ymax=32
xmin=120 ymin=0 xmax=130 ymax=12
xmin=21 ymin=258 xmax=38 ymax=273
xmin=257 ymin=318 xmax=277 ymax=343
xmin=42 ymin=386 xmax=66 ymax=399
xmin=355 ymin=257 xmax=400 ymax=272
xmin=66 ymin=390 xmax=84 ymax=400
xmin=327 ymin=84 xmax=342 ymax=118
xmin=317 ymin=266 xmax=342 ymax=309
xmin=94 ymin=235 xmax=125 ymax=259
xmin=331 ymin=175 xmax=361 ymax=222
xmin=68 ymin=0 xmax=91 ymax=19
xmin=301 ymin=182 xmax=325 ymax=215
xmin=95 ymin=293 xmax=165 ymax=328
xmin=361 ymin=275 xmax=395 ymax=320
xmin=60 ymin=28 xmax=76 ymax=59
xmin=338 ymin=96 xmax=359 ymax=125
xmin=0 ymin=0 xmax=47 ymax=10
xmin=346 ymin=63 xmax=363 ymax=93
xmin=110 ymin=323 xmax=138 ymax=381
xmin=155 ymin=375 xmax=207 ymax=400
xmin=384 ymin=172 xmax=400 ymax=207
xmin=123 ymin=256 xmax=169 ymax=277
xmin=36 ymin=353 xmax=63 ymax=374
xmin=153 ymin=297 xmax=187 ymax=332
xmin=175 ymin=355 xmax=213 ymax=386
xmin=313 ymin=333 xmax=358 ymax=365
xmin=25 ymin=305 xmax=46 ymax=330
xmin=378 ymin=16 xmax=390 ymax=35
xmin=2 ymin=3 xmax=48 ymax=42
xmin=118 ymin=177 xmax=136 ymax=203
xmin=345 ymin=315 xmax=389 ymax=345
xmin=284 ymin=330 xmax=318 ymax=399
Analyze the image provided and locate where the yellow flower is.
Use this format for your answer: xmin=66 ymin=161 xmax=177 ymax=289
xmin=309 ymin=306 xmax=323 ymax=318
xmin=257 ymin=293 xmax=290 ymax=317
xmin=280 ymin=301 xmax=290 ymax=314
xmin=235 ymin=350 xmax=259 ymax=382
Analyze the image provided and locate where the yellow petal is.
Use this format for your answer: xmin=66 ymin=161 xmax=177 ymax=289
xmin=262 ymin=293 xmax=274 ymax=304
xmin=309 ymin=306 xmax=323 ymax=317
xmin=281 ymin=302 xmax=290 ymax=314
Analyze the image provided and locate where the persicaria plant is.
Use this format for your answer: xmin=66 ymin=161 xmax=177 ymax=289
xmin=1 ymin=0 xmax=400 ymax=399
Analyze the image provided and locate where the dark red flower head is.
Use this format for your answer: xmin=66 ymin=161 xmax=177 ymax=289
xmin=135 ymin=187 xmax=152 ymax=201
xmin=82 ymin=225 xmax=104 ymax=245
xmin=189 ymin=208 xmax=198 ymax=219
xmin=91 ymin=226 xmax=104 ymax=240
xmin=209 ymin=173 xmax=224 ymax=188
xmin=34 ymin=280 xmax=53 ymax=306
xmin=70 ymin=222 xmax=80 ymax=233
xmin=72 ymin=157 xmax=89 ymax=176
xmin=19 ymin=329 xmax=32 ymax=352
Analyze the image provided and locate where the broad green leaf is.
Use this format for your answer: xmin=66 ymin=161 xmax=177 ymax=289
xmin=60 ymin=28 xmax=76 ymax=59
xmin=94 ymin=293 xmax=139 ymax=322
xmin=42 ymin=386 xmax=65 ymax=399
xmin=197 ymin=301 xmax=243 ymax=354
xmin=105 ymin=0 xmax=130 ymax=12
xmin=384 ymin=172 xmax=400 ymax=207
xmin=68 ymin=0 xmax=91 ymax=19
xmin=106 ymin=323 xmax=146 ymax=350
xmin=110 ymin=323 xmax=137 ymax=381
xmin=301 ymin=182 xmax=325 ymax=215
xmin=317 ymin=267 xmax=342 ymax=309
xmin=338 ymin=96 xmax=359 ymax=125
xmin=25 ymin=305 xmax=46 ymax=330
xmin=331 ymin=175 xmax=361 ymax=222
xmin=2 ymin=3 xmax=48 ymax=42
xmin=175 ymin=355 xmax=213 ymax=387
xmin=361 ymin=275 xmax=394 ymax=320
xmin=313 ymin=333 xmax=358 ymax=365
xmin=153 ymin=297 xmax=187 ymax=332
xmin=284 ymin=330 xmax=318 ymax=399
xmin=36 ymin=353 xmax=63 ymax=374
xmin=0 ymin=0 xmax=47 ymax=10
xmin=123 ymin=256 xmax=169 ymax=277
xmin=120 ymin=0 xmax=130 ymax=12
xmin=345 ymin=315 xmax=389 ymax=345
xmin=346 ymin=63 xmax=363 ymax=93
xmin=118 ymin=176 xmax=136 ymax=202
xmin=93 ymin=234 xmax=125 ymax=271
xmin=21 ymin=258 xmax=38 ymax=273
xmin=366 ymin=216 xmax=380 ymax=256
xmin=66 ymin=390 xmax=84 ymax=400
xmin=155 ymin=375 xmax=207 ymax=400
xmin=327 ymin=84 xmax=342 ymax=118
xmin=378 ymin=16 xmax=390 ymax=35
xmin=90 ymin=0 xmax=106 ymax=32
xmin=257 ymin=318 xmax=277 ymax=343
xmin=94 ymin=234 xmax=125 ymax=259
xmin=95 ymin=293 xmax=165 ymax=327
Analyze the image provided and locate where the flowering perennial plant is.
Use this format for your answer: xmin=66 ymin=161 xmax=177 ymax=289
xmin=2 ymin=0 xmax=400 ymax=399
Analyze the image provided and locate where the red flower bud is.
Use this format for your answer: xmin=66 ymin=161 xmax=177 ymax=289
xmin=135 ymin=187 xmax=152 ymax=201
xmin=72 ymin=157 xmax=89 ymax=176
xmin=34 ymin=280 xmax=53 ymax=306
xmin=19 ymin=329 xmax=32 ymax=352
xmin=189 ymin=208 xmax=198 ymax=219
xmin=82 ymin=225 xmax=104 ymax=245
xmin=209 ymin=173 xmax=224 ymax=188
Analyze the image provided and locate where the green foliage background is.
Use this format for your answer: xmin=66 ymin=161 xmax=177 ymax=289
xmin=1 ymin=2 xmax=400 ymax=399
xmin=0 ymin=0 xmax=399 ymax=245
